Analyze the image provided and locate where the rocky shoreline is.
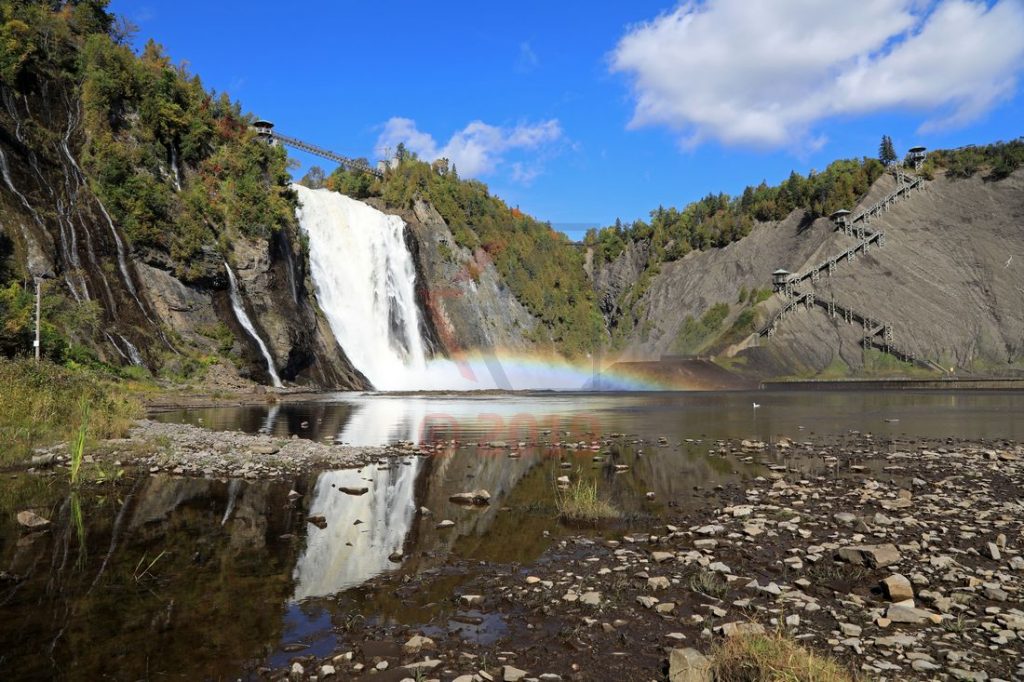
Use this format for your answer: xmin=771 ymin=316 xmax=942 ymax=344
xmin=27 ymin=419 xmax=413 ymax=478
xmin=248 ymin=435 xmax=1024 ymax=682
xmin=18 ymin=422 xmax=1024 ymax=681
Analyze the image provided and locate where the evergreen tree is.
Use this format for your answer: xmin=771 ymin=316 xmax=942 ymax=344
xmin=879 ymin=135 xmax=897 ymax=166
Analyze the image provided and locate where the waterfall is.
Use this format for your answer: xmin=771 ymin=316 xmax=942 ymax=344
xmin=169 ymin=145 xmax=182 ymax=192
xmin=292 ymin=186 xmax=601 ymax=392
xmin=294 ymin=185 xmax=427 ymax=390
xmin=118 ymin=334 xmax=144 ymax=366
xmin=224 ymin=262 xmax=283 ymax=388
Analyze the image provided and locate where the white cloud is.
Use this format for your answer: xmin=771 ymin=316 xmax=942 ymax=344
xmin=611 ymin=0 xmax=1024 ymax=148
xmin=517 ymin=41 xmax=540 ymax=72
xmin=375 ymin=118 xmax=562 ymax=178
xmin=510 ymin=162 xmax=542 ymax=185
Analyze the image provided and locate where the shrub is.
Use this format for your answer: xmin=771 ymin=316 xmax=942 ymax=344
xmin=673 ymin=302 xmax=731 ymax=354
xmin=688 ymin=569 xmax=728 ymax=599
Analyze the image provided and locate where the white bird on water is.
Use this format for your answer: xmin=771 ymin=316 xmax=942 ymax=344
xmin=752 ymin=402 xmax=761 ymax=409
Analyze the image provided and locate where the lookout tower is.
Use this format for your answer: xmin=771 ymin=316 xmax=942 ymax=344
xmin=252 ymin=119 xmax=275 ymax=143
xmin=772 ymin=269 xmax=791 ymax=293
xmin=907 ymin=145 xmax=927 ymax=170
xmin=830 ymin=209 xmax=852 ymax=232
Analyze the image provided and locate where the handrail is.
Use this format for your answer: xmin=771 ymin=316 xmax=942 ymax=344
xmin=270 ymin=132 xmax=383 ymax=178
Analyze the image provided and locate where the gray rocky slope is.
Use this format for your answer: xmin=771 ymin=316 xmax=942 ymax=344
xmin=592 ymin=170 xmax=1024 ymax=377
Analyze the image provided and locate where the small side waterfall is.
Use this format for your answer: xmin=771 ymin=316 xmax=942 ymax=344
xmin=294 ymin=185 xmax=427 ymax=390
xmin=224 ymin=262 xmax=283 ymax=388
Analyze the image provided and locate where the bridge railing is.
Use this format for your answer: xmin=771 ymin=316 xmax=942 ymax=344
xmin=271 ymin=132 xmax=384 ymax=178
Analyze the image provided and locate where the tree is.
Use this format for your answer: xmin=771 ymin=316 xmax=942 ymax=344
xmin=879 ymin=135 xmax=897 ymax=166
xmin=300 ymin=165 xmax=325 ymax=189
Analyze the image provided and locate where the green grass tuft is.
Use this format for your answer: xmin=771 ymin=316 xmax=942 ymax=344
xmin=0 ymin=358 xmax=142 ymax=465
xmin=555 ymin=477 xmax=619 ymax=524
xmin=712 ymin=631 xmax=860 ymax=681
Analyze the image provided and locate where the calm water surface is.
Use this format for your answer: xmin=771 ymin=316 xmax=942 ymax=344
xmin=1 ymin=390 xmax=1021 ymax=679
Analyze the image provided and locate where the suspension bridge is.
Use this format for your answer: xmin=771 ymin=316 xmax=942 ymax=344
xmin=251 ymin=120 xmax=384 ymax=178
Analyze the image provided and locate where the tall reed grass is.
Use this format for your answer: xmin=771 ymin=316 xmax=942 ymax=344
xmin=0 ymin=358 xmax=142 ymax=465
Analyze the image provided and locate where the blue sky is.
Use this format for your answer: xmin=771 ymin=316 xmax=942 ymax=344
xmin=111 ymin=1 xmax=1024 ymax=239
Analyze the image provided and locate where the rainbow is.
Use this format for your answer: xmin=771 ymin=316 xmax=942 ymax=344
xmin=401 ymin=350 xmax=673 ymax=392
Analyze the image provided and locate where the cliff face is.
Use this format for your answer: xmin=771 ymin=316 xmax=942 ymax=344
xmin=601 ymin=170 xmax=1024 ymax=377
xmin=586 ymin=238 xmax=651 ymax=330
xmin=0 ymin=82 xmax=367 ymax=389
xmin=369 ymin=197 xmax=539 ymax=356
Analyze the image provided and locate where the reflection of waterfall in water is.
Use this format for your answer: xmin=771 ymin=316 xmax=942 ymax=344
xmin=334 ymin=395 xmax=595 ymax=447
xmin=292 ymin=462 xmax=421 ymax=600
xmin=221 ymin=479 xmax=244 ymax=526
xmin=337 ymin=399 xmax=427 ymax=446
xmin=225 ymin=262 xmax=283 ymax=388
xmin=259 ymin=404 xmax=281 ymax=434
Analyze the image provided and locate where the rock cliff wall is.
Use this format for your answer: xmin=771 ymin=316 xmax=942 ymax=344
xmin=0 ymin=82 xmax=368 ymax=389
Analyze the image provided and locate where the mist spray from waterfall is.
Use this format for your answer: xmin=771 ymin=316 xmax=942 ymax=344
xmin=225 ymin=262 xmax=283 ymax=388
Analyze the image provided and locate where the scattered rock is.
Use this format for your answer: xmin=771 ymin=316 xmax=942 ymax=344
xmin=29 ymin=453 xmax=57 ymax=467
xmin=833 ymin=512 xmax=857 ymax=525
xmin=16 ymin=511 xmax=50 ymax=530
xmin=668 ymin=647 xmax=712 ymax=682
xmin=402 ymin=635 xmax=435 ymax=653
xmin=502 ymin=665 xmax=528 ymax=681
xmin=459 ymin=594 xmax=483 ymax=607
xmin=835 ymin=543 xmax=901 ymax=567
xmin=886 ymin=603 xmax=942 ymax=625
xmin=716 ymin=622 xmax=766 ymax=638
xmin=450 ymin=489 xmax=491 ymax=505
xmin=881 ymin=574 xmax=914 ymax=602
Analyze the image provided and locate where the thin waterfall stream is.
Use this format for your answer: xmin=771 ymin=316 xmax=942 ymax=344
xmin=225 ymin=262 xmax=283 ymax=388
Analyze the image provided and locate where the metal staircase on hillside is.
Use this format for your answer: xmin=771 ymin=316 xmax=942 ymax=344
xmin=758 ymin=169 xmax=936 ymax=369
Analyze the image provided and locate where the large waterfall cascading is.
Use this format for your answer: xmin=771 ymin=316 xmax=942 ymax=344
xmin=224 ymin=262 xmax=283 ymax=388
xmin=294 ymin=185 xmax=427 ymax=390
xmin=293 ymin=186 xmax=606 ymax=392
